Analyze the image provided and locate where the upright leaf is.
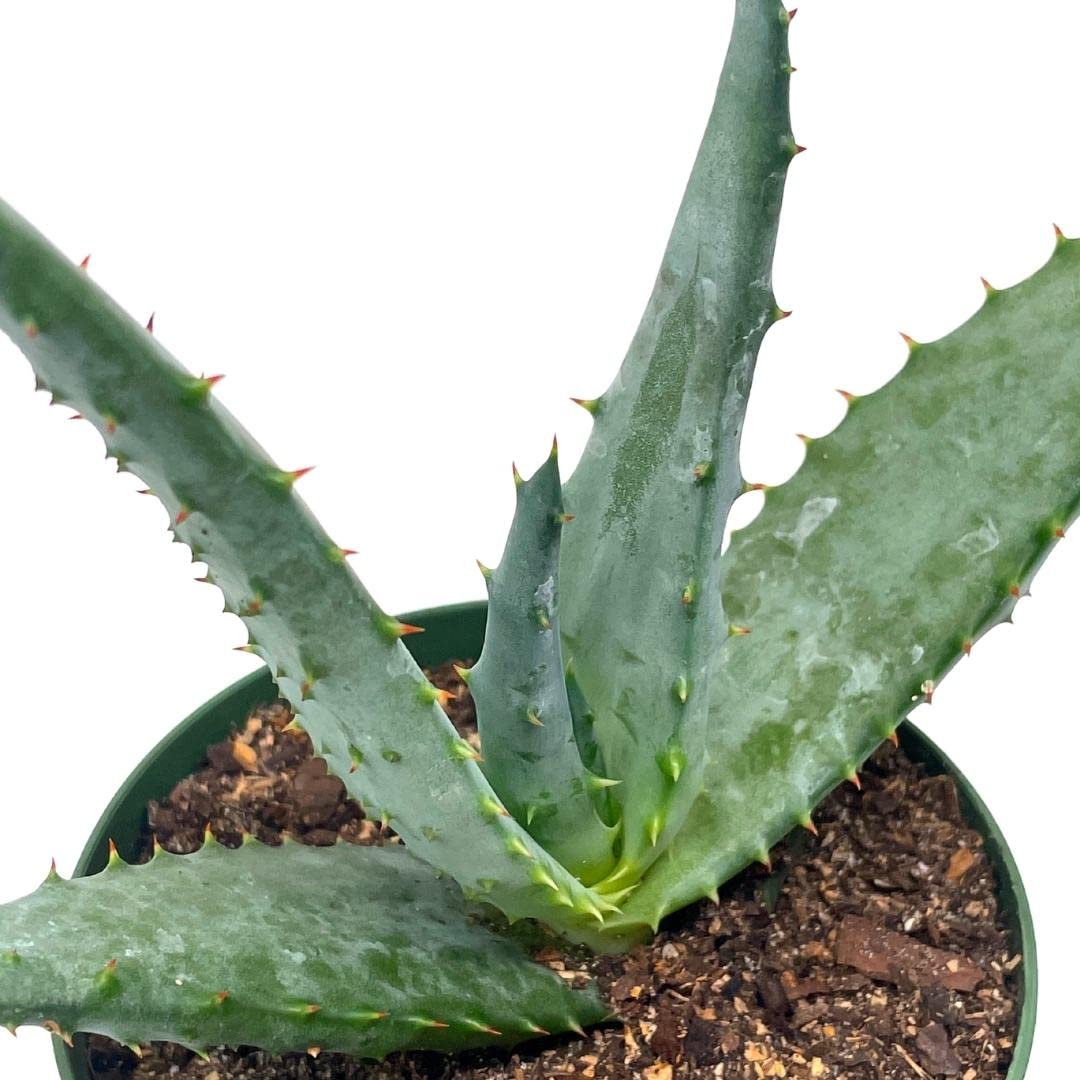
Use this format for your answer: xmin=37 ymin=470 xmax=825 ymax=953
xmin=560 ymin=0 xmax=798 ymax=890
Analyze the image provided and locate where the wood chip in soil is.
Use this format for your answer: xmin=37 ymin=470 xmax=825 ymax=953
xmin=85 ymin=661 xmax=1022 ymax=1079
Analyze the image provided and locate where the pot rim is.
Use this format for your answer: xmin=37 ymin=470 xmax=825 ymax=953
xmin=52 ymin=600 xmax=1036 ymax=1079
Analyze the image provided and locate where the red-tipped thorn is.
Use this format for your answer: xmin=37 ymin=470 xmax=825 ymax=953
xmin=205 ymin=373 xmax=225 ymax=388
xmin=137 ymin=488 xmax=153 ymax=496
xmin=512 ymin=462 xmax=523 ymax=487
xmin=899 ymin=332 xmax=919 ymax=350
xmin=69 ymin=413 xmax=84 ymax=421
xmin=793 ymin=144 xmax=806 ymax=155
xmin=980 ymin=276 xmax=997 ymax=295
xmin=286 ymin=466 xmax=315 ymax=484
xmin=802 ymin=816 xmax=818 ymax=837
xmin=145 ymin=312 xmax=155 ymax=334
xmin=962 ymin=639 xmax=973 ymax=657
xmin=836 ymin=389 xmax=857 ymax=404
xmin=1054 ymin=223 xmax=1066 ymax=242
xmin=398 ymin=623 xmax=425 ymax=637
xmin=775 ymin=307 xmax=793 ymax=320
xmin=847 ymin=771 xmax=862 ymax=791
xmin=79 ymin=255 xmax=91 ymax=270
xmin=175 ymin=506 xmax=191 ymax=526
xmin=1055 ymin=526 xmax=1066 ymax=539
xmin=214 ymin=991 xmax=230 ymax=1005
xmin=24 ymin=320 xmax=39 ymax=339
xmin=104 ymin=415 xmax=118 ymax=435
xmin=796 ymin=433 xmax=813 ymax=446
xmin=787 ymin=7 xmax=798 ymax=19
xmin=1009 ymin=583 xmax=1021 ymax=598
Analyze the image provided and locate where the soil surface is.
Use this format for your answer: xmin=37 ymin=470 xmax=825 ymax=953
xmin=86 ymin=662 xmax=1023 ymax=1080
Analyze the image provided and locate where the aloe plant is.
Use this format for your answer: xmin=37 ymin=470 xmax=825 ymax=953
xmin=1 ymin=0 xmax=1073 ymax=1064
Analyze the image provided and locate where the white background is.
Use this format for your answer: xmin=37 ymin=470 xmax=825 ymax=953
xmin=1 ymin=2 xmax=1076 ymax=1075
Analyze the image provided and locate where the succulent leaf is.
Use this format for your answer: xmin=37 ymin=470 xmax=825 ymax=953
xmin=0 ymin=840 xmax=607 ymax=1056
xmin=560 ymin=0 xmax=797 ymax=887
xmin=0 ymin=197 xmax=614 ymax=941
xmin=470 ymin=450 xmax=619 ymax=884
xmin=606 ymin=230 xmax=1080 ymax=936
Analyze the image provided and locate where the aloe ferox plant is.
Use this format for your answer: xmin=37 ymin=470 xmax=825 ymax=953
xmin=0 ymin=0 xmax=1071 ymax=1064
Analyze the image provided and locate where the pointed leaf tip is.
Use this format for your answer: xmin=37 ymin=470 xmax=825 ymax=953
xmin=79 ymin=254 xmax=91 ymax=270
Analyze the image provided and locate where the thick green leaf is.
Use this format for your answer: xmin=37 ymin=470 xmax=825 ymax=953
xmin=0 ymin=840 xmax=608 ymax=1056
xmin=606 ymin=233 xmax=1080 ymax=935
xmin=0 ymin=197 xmax=615 ymax=939
xmin=470 ymin=449 xmax=618 ymax=884
xmin=561 ymin=0 xmax=798 ymax=890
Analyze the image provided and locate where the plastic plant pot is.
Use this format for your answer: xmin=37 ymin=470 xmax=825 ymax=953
xmin=52 ymin=601 xmax=1036 ymax=1079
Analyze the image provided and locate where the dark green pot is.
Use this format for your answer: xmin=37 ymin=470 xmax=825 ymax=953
xmin=54 ymin=601 xmax=1036 ymax=1079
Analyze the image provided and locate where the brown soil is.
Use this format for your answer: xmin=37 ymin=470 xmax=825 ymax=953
xmin=86 ymin=662 xmax=1022 ymax=1080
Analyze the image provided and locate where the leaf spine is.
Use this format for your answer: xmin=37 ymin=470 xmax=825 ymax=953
xmin=570 ymin=396 xmax=600 ymax=415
